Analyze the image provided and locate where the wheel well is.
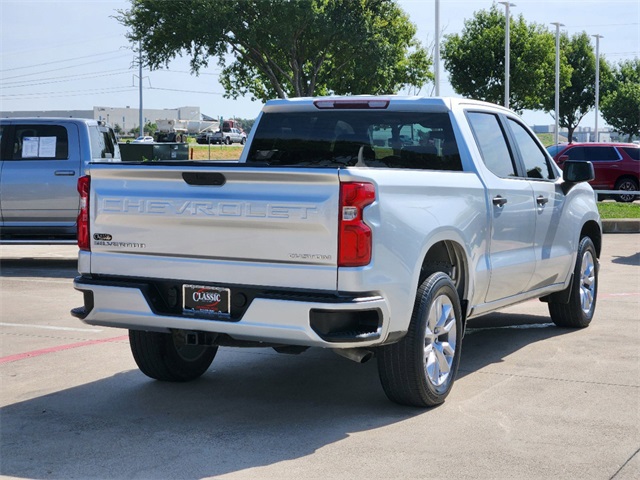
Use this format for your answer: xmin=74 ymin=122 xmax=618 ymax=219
xmin=419 ymin=240 xmax=467 ymax=307
xmin=615 ymin=175 xmax=639 ymax=188
xmin=581 ymin=221 xmax=602 ymax=258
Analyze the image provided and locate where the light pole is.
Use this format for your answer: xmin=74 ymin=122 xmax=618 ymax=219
xmin=139 ymin=40 xmax=144 ymax=138
xmin=592 ymin=34 xmax=603 ymax=142
xmin=434 ymin=0 xmax=440 ymax=96
xmin=551 ymin=22 xmax=564 ymax=146
xmin=499 ymin=2 xmax=516 ymax=108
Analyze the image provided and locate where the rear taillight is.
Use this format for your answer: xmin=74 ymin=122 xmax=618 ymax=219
xmin=77 ymin=175 xmax=90 ymax=251
xmin=338 ymin=182 xmax=376 ymax=267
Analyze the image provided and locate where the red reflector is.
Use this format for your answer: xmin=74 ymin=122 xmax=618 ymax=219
xmin=77 ymin=175 xmax=90 ymax=251
xmin=339 ymin=182 xmax=375 ymax=267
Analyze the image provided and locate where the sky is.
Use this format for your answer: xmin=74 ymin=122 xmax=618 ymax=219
xmin=1 ymin=0 xmax=638 ymax=128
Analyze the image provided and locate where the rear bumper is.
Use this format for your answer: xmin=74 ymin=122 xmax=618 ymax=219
xmin=72 ymin=276 xmax=392 ymax=348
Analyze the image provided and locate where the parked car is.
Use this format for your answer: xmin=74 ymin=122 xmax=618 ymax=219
xmin=197 ymin=128 xmax=247 ymax=145
xmin=132 ymin=136 xmax=154 ymax=143
xmin=0 ymin=117 xmax=120 ymax=242
xmin=196 ymin=131 xmax=216 ymax=145
xmin=72 ymin=96 xmax=601 ymax=408
xmin=547 ymin=142 xmax=640 ymax=202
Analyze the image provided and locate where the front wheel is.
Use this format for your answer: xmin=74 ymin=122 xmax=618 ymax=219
xmin=548 ymin=236 xmax=598 ymax=328
xmin=377 ymin=272 xmax=463 ymax=407
xmin=129 ymin=330 xmax=217 ymax=381
xmin=225 ymin=136 xmax=231 ymax=145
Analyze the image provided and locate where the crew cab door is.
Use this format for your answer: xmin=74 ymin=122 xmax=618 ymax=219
xmin=466 ymin=111 xmax=536 ymax=303
xmin=0 ymin=122 xmax=81 ymax=229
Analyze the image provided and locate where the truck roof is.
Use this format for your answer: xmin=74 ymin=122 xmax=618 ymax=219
xmin=262 ymin=96 xmax=513 ymax=114
xmin=0 ymin=117 xmax=105 ymax=127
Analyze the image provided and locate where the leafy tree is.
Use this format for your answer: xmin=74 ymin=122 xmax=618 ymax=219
xmin=542 ymin=32 xmax=608 ymax=142
xmin=441 ymin=4 xmax=557 ymax=112
xmin=144 ymin=122 xmax=158 ymax=136
xmin=117 ymin=0 xmax=432 ymax=102
xmin=601 ymin=59 xmax=640 ymax=142
xmin=234 ymin=117 xmax=257 ymax=134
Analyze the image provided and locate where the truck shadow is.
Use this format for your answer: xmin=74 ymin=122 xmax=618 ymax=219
xmin=611 ymin=252 xmax=640 ymax=266
xmin=0 ymin=257 xmax=77 ymax=279
xmin=0 ymin=313 xmax=570 ymax=479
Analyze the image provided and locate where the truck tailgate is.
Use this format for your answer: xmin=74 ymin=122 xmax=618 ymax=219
xmin=86 ymin=163 xmax=341 ymax=290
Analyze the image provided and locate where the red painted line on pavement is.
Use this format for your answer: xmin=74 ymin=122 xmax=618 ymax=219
xmin=0 ymin=335 xmax=128 ymax=364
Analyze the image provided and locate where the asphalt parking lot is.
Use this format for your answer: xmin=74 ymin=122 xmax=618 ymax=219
xmin=1 ymin=235 xmax=638 ymax=480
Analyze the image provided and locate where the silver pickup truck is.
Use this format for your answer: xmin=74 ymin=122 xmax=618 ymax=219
xmin=0 ymin=117 xmax=120 ymax=243
xmin=72 ymin=97 xmax=601 ymax=407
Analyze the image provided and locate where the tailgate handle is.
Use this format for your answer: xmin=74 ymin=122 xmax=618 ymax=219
xmin=182 ymin=172 xmax=226 ymax=186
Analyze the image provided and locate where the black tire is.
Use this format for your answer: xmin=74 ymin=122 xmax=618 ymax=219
xmin=614 ymin=177 xmax=639 ymax=203
xmin=548 ymin=236 xmax=598 ymax=328
xmin=129 ymin=330 xmax=217 ymax=382
xmin=225 ymin=136 xmax=231 ymax=145
xmin=240 ymin=137 xmax=246 ymax=145
xmin=377 ymin=272 xmax=463 ymax=407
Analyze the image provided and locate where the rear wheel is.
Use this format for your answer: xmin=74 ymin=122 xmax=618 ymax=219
xmin=615 ymin=177 xmax=639 ymax=203
xmin=129 ymin=330 xmax=217 ymax=381
xmin=225 ymin=136 xmax=231 ymax=145
xmin=240 ymin=137 xmax=246 ymax=145
xmin=548 ymin=236 xmax=598 ymax=328
xmin=377 ymin=272 xmax=463 ymax=407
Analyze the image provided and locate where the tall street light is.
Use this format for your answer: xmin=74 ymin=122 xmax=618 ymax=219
xmin=592 ymin=34 xmax=603 ymax=142
xmin=551 ymin=22 xmax=564 ymax=146
xmin=434 ymin=0 xmax=440 ymax=96
xmin=499 ymin=2 xmax=516 ymax=108
xmin=139 ymin=41 xmax=144 ymax=138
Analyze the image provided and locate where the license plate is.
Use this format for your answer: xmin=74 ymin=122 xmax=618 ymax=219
xmin=183 ymin=284 xmax=230 ymax=316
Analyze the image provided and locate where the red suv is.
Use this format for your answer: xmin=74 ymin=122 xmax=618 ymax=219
xmin=547 ymin=143 xmax=640 ymax=202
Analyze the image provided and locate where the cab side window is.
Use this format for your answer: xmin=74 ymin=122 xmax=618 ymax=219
xmin=508 ymin=118 xmax=555 ymax=180
xmin=11 ymin=125 xmax=68 ymax=160
xmin=467 ymin=112 xmax=517 ymax=178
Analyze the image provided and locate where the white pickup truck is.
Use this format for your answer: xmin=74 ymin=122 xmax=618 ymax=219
xmin=72 ymin=97 xmax=601 ymax=407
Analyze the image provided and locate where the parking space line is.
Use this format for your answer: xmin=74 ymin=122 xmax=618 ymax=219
xmin=0 ymin=335 xmax=128 ymax=364
xmin=0 ymin=322 xmax=102 ymax=333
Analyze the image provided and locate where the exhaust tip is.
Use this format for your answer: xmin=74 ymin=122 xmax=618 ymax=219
xmin=333 ymin=348 xmax=374 ymax=364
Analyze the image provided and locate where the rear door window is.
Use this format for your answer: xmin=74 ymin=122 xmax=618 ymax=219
xmin=10 ymin=124 xmax=68 ymax=160
xmin=584 ymin=146 xmax=620 ymax=161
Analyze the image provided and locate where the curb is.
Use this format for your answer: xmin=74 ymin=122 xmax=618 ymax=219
xmin=602 ymin=219 xmax=640 ymax=233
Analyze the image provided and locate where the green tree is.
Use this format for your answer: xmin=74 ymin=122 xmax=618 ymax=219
xmin=117 ymin=0 xmax=432 ymax=102
xmin=542 ymin=32 xmax=607 ymax=142
xmin=441 ymin=4 xmax=557 ymax=112
xmin=234 ymin=117 xmax=257 ymax=134
xmin=144 ymin=122 xmax=158 ymax=136
xmin=601 ymin=59 xmax=640 ymax=142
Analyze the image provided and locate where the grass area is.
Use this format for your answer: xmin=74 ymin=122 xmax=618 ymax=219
xmin=189 ymin=145 xmax=243 ymax=161
xmin=597 ymin=202 xmax=640 ymax=219
xmin=536 ymin=133 xmax=568 ymax=147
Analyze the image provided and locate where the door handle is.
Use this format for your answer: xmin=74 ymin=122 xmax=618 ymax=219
xmin=536 ymin=195 xmax=549 ymax=206
xmin=492 ymin=195 xmax=508 ymax=207
xmin=54 ymin=170 xmax=77 ymax=176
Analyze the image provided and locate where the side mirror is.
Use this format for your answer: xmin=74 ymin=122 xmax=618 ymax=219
xmin=562 ymin=160 xmax=594 ymax=193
